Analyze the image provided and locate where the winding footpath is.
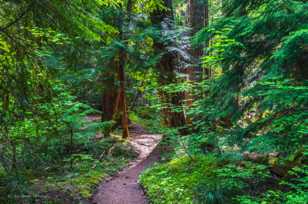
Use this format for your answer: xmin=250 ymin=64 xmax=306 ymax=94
xmin=92 ymin=125 xmax=162 ymax=204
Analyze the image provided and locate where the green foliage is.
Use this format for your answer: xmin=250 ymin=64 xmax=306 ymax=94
xmin=1 ymin=0 xmax=308 ymax=203
xmin=142 ymin=1 xmax=308 ymax=204
xmin=42 ymin=137 xmax=135 ymax=201
xmin=0 ymin=131 xmax=136 ymax=203
xmin=1 ymin=0 xmax=150 ymax=202
xmin=141 ymin=155 xmax=270 ymax=204
xmin=190 ymin=0 xmax=308 ymax=155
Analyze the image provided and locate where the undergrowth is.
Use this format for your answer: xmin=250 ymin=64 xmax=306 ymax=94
xmin=140 ymin=154 xmax=307 ymax=204
xmin=1 ymin=135 xmax=136 ymax=204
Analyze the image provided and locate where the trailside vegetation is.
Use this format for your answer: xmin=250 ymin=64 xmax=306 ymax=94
xmin=0 ymin=0 xmax=307 ymax=203
xmin=141 ymin=0 xmax=308 ymax=204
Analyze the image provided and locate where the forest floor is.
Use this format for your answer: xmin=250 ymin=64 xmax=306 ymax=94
xmin=92 ymin=124 xmax=162 ymax=204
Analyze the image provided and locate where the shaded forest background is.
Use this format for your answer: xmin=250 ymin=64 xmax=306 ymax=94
xmin=0 ymin=0 xmax=307 ymax=203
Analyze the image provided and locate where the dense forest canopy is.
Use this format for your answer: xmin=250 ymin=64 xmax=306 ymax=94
xmin=0 ymin=0 xmax=307 ymax=203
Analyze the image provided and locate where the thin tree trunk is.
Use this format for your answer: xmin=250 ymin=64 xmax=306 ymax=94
xmin=118 ymin=50 xmax=129 ymax=138
xmin=101 ymin=0 xmax=133 ymax=139
xmin=117 ymin=0 xmax=133 ymax=138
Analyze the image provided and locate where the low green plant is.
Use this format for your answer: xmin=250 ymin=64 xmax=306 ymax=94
xmin=140 ymin=154 xmax=270 ymax=204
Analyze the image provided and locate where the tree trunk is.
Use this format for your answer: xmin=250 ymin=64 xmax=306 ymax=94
xmin=101 ymin=1 xmax=132 ymax=138
xmin=187 ymin=0 xmax=209 ymax=81
xmin=182 ymin=0 xmax=209 ymax=126
xmin=116 ymin=0 xmax=133 ymax=138
xmin=101 ymin=70 xmax=117 ymax=122
xmin=118 ymin=50 xmax=129 ymax=138
xmin=101 ymin=63 xmax=118 ymax=137
xmin=151 ymin=0 xmax=187 ymax=128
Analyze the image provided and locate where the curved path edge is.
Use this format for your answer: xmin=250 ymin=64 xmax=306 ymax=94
xmin=92 ymin=130 xmax=162 ymax=204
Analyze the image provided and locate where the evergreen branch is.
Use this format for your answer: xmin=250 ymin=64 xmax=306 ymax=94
xmin=0 ymin=1 xmax=34 ymax=33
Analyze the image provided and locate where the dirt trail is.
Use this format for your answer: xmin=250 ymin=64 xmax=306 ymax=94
xmin=92 ymin=124 xmax=162 ymax=204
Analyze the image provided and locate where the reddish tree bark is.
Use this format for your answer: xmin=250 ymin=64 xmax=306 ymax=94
xmin=101 ymin=0 xmax=133 ymax=138
xmin=117 ymin=50 xmax=129 ymax=138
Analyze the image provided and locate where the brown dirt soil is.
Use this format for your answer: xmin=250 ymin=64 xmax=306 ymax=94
xmin=92 ymin=124 xmax=162 ymax=204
